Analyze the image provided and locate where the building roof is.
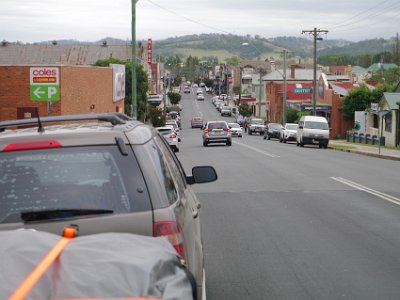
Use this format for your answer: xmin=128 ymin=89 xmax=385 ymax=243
xmin=351 ymin=66 xmax=368 ymax=74
xmin=330 ymin=83 xmax=350 ymax=96
xmin=0 ymin=44 xmax=142 ymax=66
xmin=367 ymin=63 xmax=398 ymax=73
xmin=263 ymin=69 xmax=322 ymax=81
xmin=380 ymin=93 xmax=400 ymax=110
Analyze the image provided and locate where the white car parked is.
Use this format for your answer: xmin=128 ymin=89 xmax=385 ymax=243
xmin=280 ymin=123 xmax=298 ymax=143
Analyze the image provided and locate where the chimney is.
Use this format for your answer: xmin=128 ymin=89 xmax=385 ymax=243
xmin=291 ymin=65 xmax=296 ymax=79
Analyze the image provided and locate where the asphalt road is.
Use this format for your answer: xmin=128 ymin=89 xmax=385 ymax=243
xmin=176 ymin=88 xmax=400 ymax=300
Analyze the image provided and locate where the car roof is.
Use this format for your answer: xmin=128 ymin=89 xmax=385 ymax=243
xmin=0 ymin=113 xmax=153 ymax=148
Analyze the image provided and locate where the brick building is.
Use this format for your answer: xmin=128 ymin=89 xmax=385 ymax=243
xmin=0 ymin=65 xmax=124 ymax=122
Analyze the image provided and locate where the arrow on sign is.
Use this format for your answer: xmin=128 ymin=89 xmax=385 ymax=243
xmin=33 ymin=87 xmax=45 ymax=99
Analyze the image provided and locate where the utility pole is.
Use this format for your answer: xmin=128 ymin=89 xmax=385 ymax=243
xmin=283 ymin=50 xmax=287 ymax=124
xmin=302 ymin=28 xmax=328 ymax=116
xmin=258 ymin=67 xmax=263 ymax=118
xmin=131 ymin=0 xmax=137 ymax=119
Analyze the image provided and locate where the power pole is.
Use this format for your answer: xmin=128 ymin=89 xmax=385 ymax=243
xmin=131 ymin=0 xmax=137 ymax=119
xmin=302 ymin=28 xmax=328 ymax=116
xmin=283 ymin=50 xmax=287 ymax=124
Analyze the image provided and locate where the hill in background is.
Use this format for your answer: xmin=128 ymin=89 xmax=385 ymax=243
xmin=26 ymin=33 xmax=398 ymax=63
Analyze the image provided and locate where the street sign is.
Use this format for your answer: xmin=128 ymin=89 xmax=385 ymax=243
xmin=293 ymin=88 xmax=312 ymax=94
xmin=30 ymin=67 xmax=60 ymax=101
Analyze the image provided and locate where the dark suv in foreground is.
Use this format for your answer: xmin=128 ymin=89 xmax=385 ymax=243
xmin=0 ymin=113 xmax=217 ymax=299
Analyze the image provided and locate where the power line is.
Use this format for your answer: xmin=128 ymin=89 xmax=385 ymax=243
xmin=327 ymin=0 xmax=400 ymax=30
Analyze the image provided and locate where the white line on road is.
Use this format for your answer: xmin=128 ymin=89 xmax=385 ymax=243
xmin=331 ymin=177 xmax=400 ymax=206
xmin=233 ymin=140 xmax=280 ymax=158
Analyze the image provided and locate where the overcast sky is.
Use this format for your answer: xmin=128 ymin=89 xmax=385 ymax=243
xmin=1 ymin=0 xmax=399 ymax=43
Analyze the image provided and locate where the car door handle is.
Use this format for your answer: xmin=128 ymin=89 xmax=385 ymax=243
xmin=192 ymin=209 xmax=199 ymax=219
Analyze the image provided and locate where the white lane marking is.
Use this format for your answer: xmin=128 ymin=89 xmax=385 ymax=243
xmin=331 ymin=177 xmax=400 ymax=206
xmin=233 ymin=140 xmax=280 ymax=158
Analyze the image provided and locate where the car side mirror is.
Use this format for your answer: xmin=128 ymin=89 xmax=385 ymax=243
xmin=186 ymin=166 xmax=218 ymax=185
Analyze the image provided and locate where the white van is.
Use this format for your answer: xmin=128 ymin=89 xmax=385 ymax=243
xmin=296 ymin=116 xmax=330 ymax=148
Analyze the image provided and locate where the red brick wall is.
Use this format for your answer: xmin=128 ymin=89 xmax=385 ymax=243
xmin=0 ymin=66 xmax=122 ymax=122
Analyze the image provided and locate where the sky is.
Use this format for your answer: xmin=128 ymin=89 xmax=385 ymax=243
xmin=1 ymin=0 xmax=399 ymax=43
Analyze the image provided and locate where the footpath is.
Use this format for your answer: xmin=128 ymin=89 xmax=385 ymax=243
xmin=329 ymin=140 xmax=400 ymax=161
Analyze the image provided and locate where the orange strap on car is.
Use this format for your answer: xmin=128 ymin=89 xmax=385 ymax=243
xmin=9 ymin=226 xmax=78 ymax=300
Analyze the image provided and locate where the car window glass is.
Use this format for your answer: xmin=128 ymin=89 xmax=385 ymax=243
xmin=147 ymin=137 xmax=179 ymax=205
xmin=0 ymin=146 xmax=151 ymax=224
xmin=208 ymin=122 xmax=226 ymax=130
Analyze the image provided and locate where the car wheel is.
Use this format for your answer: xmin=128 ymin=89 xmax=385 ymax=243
xmin=203 ymin=141 xmax=208 ymax=147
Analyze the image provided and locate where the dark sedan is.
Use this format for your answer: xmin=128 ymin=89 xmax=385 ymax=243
xmin=263 ymin=123 xmax=283 ymax=140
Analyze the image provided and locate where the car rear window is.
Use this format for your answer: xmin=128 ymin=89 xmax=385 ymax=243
xmin=208 ymin=122 xmax=227 ymax=130
xmin=0 ymin=146 xmax=151 ymax=224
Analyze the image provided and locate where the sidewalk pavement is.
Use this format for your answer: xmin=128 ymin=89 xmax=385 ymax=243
xmin=329 ymin=140 xmax=400 ymax=161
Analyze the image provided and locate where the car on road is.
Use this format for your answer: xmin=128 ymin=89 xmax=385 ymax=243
xmin=248 ymin=118 xmax=265 ymax=135
xmin=297 ymin=115 xmax=330 ymax=148
xmin=147 ymin=94 xmax=163 ymax=106
xmin=220 ymin=106 xmax=233 ymax=116
xmin=165 ymin=120 xmax=181 ymax=141
xmin=196 ymin=88 xmax=203 ymax=95
xmin=228 ymin=122 xmax=243 ymax=137
xmin=0 ymin=113 xmax=218 ymax=300
xmin=156 ymin=126 xmax=179 ymax=152
xmin=197 ymin=93 xmax=205 ymax=101
xmin=202 ymin=120 xmax=232 ymax=146
xmin=264 ymin=123 xmax=284 ymax=140
xmin=183 ymin=87 xmax=190 ymax=93
xmin=280 ymin=123 xmax=298 ymax=143
xmin=191 ymin=117 xmax=204 ymax=128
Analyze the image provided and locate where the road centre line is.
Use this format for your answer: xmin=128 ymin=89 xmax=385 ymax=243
xmin=331 ymin=177 xmax=400 ymax=206
xmin=233 ymin=140 xmax=280 ymax=158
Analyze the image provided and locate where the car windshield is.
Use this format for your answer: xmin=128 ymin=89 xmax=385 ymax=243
xmin=251 ymin=119 xmax=263 ymax=125
xmin=304 ymin=121 xmax=329 ymax=130
xmin=269 ymin=124 xmax=282 ymax=129
xmin=0 ymin=146 xmax=150 ymax=223
xmin=286 ymin=124 xmax=298 ymax=130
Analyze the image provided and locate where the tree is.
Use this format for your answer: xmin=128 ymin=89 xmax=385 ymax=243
xmin=238 ymin=103 xmax=252 ymax=117
xmin=225 ymin=56 xmax=239 ymax=66
xmin=147 ymin=105 xmax=165 ymax=127
xmin=167 ymin=92 xmax=181 ymax=105
xmin=286 ymin=108 xmax=299 ymax=123
xmin=342 ymin=86 xmax=384 ymax=120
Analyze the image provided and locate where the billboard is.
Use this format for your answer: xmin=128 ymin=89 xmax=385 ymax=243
xmin=111 ymin=64 xmax=125 ymax=102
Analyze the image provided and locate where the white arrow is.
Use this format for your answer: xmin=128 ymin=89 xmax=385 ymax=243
xmin=33 ymin=87 xmax=45 ymax=99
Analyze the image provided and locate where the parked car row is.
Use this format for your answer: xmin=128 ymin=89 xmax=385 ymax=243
xmin=260 ymin=116 xmax=330 ymax=148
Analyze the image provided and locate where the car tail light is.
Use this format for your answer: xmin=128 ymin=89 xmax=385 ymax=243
xmin=154 ymin=221 xmax=186 ymax=259
xmin=223 ymin=128 xmax=230 ymax=132
xmin=169 ymin=133 xmax=177 ymax=139
xmin=2 ymin=140 xmax=61 ymax=152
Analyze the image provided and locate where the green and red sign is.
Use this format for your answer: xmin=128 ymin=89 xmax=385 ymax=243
xmin=30 ymin=67 xmax=60 ymax=101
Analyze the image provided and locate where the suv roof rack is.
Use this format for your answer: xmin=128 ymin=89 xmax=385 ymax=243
xmin=0 ymin=113 xmax=134 ymax=132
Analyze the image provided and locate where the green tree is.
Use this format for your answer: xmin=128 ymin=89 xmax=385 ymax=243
xmin=286 ymin=108 xmax=299 ymax=123
xmin=238 ymin=103 xmax=252 ymax=117
xmin=342 ymin=86 xmax=384 ymax=120
xmin=167 ymin=92 xmax=181 ymax=105
xmin=225 ymin=56 xmax=239 ymax=66
xmin=148 ymin=105 xmax=165 ymax=127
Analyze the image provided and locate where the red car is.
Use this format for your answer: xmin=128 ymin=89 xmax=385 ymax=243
xmin=191 ymin=117 xmax=204 ymax=128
